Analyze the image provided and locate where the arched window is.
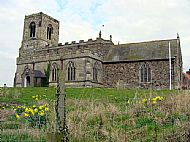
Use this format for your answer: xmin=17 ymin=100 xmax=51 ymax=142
xmin=47 ymin=24 xmax=53 ymax=40
xmin=29 ymin=22 xmax=36 ymax=37
xmin=93 ymin=62 xmax=98 ymax=81
xmin=52 ymin=63 xmax=58 ymax=82
xmin=68 ymin=61 xmax=76 ymax=81
xmin=140 ymin=63 xmax=151 ymax=83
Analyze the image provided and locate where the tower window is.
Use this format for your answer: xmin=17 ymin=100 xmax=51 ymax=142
xmin=140 ymin=63 xmax=151 ymax=83
xmin=29 ymin=22 xmax=36 ymax=37
xmin=47 ymin=24 xmax=53 ymax=40
xmin=68 ymin=61 xmax=76 ymax=81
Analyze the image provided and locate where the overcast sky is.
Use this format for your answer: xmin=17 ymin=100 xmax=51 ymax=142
xmin=0 ymin=0 xmax=189 ymax=87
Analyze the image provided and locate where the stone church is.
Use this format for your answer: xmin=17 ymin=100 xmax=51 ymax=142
xmin=14 ymin=12 xmax=183 ymax=89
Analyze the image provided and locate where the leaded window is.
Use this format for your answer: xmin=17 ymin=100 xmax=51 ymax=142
xmin=140 ymin=63 xmax=151 ymax=82
xmin=68 ymin=61 xmax=76 ymax=81
xmin=52 ymin=63 xmax=58 ymax=82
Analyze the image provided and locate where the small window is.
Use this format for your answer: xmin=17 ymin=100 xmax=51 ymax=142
xmin=140 ymin=63 xmax=151 ymax=83
xmin=68 ymin=61 xmax=76 ymax=81
xmin=29 ymin=22 xmax=36 ymax=37
xmin=93 ymin=62 xmax=98 ymax=81
xmin=47 ymin=24 xmax=53 ymax=40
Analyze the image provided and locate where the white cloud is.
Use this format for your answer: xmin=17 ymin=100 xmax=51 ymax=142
xmin=0 ymin=0 xmax=189 ymax=86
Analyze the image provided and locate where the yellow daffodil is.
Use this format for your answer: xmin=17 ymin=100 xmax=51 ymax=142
xmin=39 ymin=106 xmax=43 ymax=110
xmin=45 ymin=107 xmax=49 ymax=111
xmin=160 ymin=96 xmax=164 ymax=100
xmin=24 ymin=113 xmax=29 ymax=117
xmin=30 ymin=109 xmax=35 ymax=116
xmin=127 ymin=100 xmax=130 ymax=104
xmin=25 ymin=107 xmax=29 ymax=112
xmin=32 ymin=105 xmax=36 ymax=108
xmin=152 ymin=98 xmax=157 ymax=101
xmin=34 ymin=108 xmax=38 ymax=113
xmin=152 ymin=101 xmax=157 ymax=104
xmin=142 ymin=99 xmax=147 ymax=103
xmin=39 ymin=111 xmax=45 ymax=116
xmin=155 ymin=96 xmax=161 ymax=101
xmin=35 ymin=98 xmax=38 ymax=101
xmin=16 ymin=114 xmax=20 ymax=119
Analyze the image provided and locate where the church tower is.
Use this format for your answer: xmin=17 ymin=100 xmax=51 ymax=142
xmin=21 ymin=12 xmax=59 ymax=49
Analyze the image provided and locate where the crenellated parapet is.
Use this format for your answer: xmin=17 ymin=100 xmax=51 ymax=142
xmin=17 ymin=44 xmax=104 ymax=65
xmin=17 ymin=37 xmax=112 ymax=65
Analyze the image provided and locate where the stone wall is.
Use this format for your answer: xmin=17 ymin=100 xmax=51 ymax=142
xmin=22 ymin=12 xmax=59 ymax=49
xmin=103 ymin=60 xmax=174 ymax=89
xmin=15 ymin=45 xmax=104 ymax=87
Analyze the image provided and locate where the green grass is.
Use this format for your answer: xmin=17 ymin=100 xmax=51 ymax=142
xmin=0 ymin=87 xmax=178 ymax=105
xmin=0 ymin=87 xmax=187 ymax=142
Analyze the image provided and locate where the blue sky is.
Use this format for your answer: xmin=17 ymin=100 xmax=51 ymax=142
xmin=0 ymin=0 xmax=190 ymax=86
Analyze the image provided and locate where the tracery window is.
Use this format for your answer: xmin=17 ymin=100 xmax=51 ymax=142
xmin=52 ymin=63 xmax=58 ymax=82
xmin=47 ymin=24 xmax=53 ymax=40
xmin=29 ymin=22 xmax=36 ymax=37
xmin=68 ymin=61 xmax=76 ymax=81
xmin=140 ymin=63 xmax=151 ymax=82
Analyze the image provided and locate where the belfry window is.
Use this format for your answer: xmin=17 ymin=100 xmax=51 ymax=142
xmin=140 ymin=63 xmax=151 ymax=82
xmin=47 ymin=24 xmax=53 ymax=40
xmin=68 ymin=61 xmax=76 ymax=81
xmin=29 ymin=22 xmax=36 ymax=37
xmin=52 ymin=63 xmax=58 ymax=82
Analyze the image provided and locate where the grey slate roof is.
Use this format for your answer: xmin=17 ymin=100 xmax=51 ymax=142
xmin=105 ymin=39 xmax=179 ymax=61
xmin=34 ymin=70 xmax=46 ymax=78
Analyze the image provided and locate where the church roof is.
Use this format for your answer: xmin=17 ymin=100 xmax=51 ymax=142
xmin=34 ymin=70 xmax=46 ymax=78
xmin=105 ymin=39 xmax=179 ymax=61
xmin=183 ymin=72 xmax=190 ymax=80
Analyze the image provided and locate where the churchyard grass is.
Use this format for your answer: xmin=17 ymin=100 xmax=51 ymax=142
xmin=0 ymin=87 xmax=190 ymax=141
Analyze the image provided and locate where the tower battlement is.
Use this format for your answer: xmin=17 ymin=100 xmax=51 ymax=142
xmin=25 ymin=12 xmax=59 ymax=24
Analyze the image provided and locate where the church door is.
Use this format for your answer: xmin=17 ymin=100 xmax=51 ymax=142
xmin=25 ymin=76 xmax=30 ymax=87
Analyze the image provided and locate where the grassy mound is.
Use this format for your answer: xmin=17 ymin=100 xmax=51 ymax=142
xmin=0 ymin=87 xmax=190 ymax=141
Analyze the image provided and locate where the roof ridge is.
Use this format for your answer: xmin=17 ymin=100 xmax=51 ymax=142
xmin=116 ymin=38 xmax=177 ymax=46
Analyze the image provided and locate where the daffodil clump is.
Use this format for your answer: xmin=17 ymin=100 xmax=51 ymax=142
xmin=142 ymin=96 xmax=164 ymax=105
xmin=0 ymin=104 xmax=11 ymax=110
xmin=32 ymin=94 xmax=47 ymax=101
xmin=14 ymin=103 xmax=49 ymax=128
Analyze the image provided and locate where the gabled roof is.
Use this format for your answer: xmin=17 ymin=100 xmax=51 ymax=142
xmin=105 ymin=39 xmax=179 ymax=61
xmin=34 ymin=70 xmax=46 ymax=78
